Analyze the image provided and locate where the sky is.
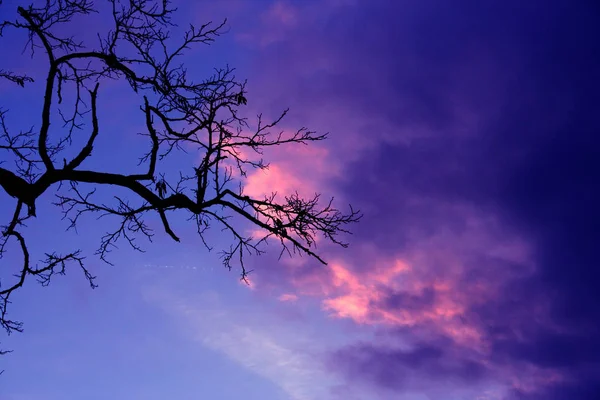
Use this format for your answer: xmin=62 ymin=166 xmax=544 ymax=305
xmin=1 ymin=0 xmax=600 ymax=399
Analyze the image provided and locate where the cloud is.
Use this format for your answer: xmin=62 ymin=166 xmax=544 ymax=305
xmin=242 ymin=142 xmax=337 ymax=200
xmin=331 ymin=342 xmax=488 ymax=390
xmin=144 ymin=286 xmax=342 ymax=400
xmin=279 ymin=293 xmax=299 ymax=302
xmin=156 ymin=0 xmax=600 ymax=398
xmin=264 ymin=2 xmax=298 ymax=27
xmin=199 ymin=321 xmax=323 ymax=400
xmin=224 ymin=0 xmax=600 ymax=398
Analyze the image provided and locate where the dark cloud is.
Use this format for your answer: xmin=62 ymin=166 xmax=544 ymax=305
xmin=514 ymin=380 xmax=600 ymax=400
xmin=324 ymin=0 xmax=600 ymax=398
xmin=376 ymin=287 xmax=436 ymax=314
xmin=331 ymin=341 xmax=488 ymax=392
xmin=237 ymin=0 xmax=600 ymax=396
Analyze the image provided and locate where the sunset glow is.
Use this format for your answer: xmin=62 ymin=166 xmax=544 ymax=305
xmin=1 ymin=1 xmax=598 ymax=399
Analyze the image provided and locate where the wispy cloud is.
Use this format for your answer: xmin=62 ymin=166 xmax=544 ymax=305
xmin=143 ymin=286 xmax=341 ymax=400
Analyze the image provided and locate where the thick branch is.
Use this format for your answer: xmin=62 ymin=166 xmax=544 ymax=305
xmin=0 ymin=0 xmax=361 ymax=345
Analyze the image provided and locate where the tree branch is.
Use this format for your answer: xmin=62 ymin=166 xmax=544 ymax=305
xmin=0 ymin=0 xmax=361 ymax=346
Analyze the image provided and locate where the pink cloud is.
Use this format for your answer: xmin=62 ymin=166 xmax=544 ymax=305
xmin=238 ymin=139 xmax=342 ymax=245
xmin=264 ymin=204 xmax=534 ymax=345
xmin=266 ymin=202 xmax=569 ymax=395
xmin=320 ymin=259 xmax=485 ymax=349
xmin=264 ymin=2 xmax=298 ymax=27
xmin=278 ymin=293 xmax=299 ymax=302
xmin=242 ymin=141 xmax=337 ymax=199
xmin=243 ymin=164 xmax=307 ymax=199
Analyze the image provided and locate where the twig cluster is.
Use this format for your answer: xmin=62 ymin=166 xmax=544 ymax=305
xmin=0 ymin=0 xmax=360 ymax=341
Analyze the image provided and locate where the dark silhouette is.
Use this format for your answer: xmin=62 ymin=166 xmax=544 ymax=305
xmin=0 ymin=0 xmax=360 ymax=340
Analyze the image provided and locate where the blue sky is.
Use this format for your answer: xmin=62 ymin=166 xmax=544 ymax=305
xmin=2 ymin=0 xmax=600 ymax=399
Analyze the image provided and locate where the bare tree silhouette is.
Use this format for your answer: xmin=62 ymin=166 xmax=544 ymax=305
xmin=0 ymin=0 xmax=360 ymax=338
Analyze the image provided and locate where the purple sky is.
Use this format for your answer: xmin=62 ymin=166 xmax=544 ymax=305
xmin=2 ymin=0 xmax=600 ymax=399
